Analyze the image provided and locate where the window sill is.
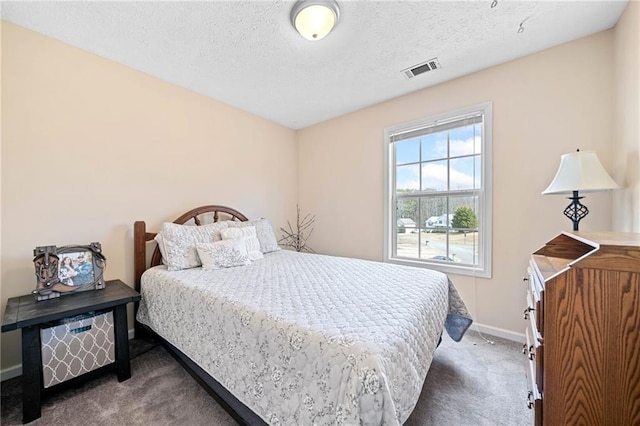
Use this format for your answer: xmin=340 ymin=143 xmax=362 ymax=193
xmin=385 ymin=256 xmax=491 ymax=278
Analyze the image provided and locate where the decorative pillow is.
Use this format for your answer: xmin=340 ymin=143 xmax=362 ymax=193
xmin=220 ymin=226 xmax=264 ymax=261
xmin=228 ymin=218 xmax=280 ymax=253
xmin=196 ymin=240 xmax=251 ymax=270
xmin=156 ymin=221 xmax=229 ymax=271
xmin=154 ymin=232 xmax=167 ymax=265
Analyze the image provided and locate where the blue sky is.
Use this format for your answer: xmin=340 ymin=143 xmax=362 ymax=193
xmin=396 ymin=124 xmax=482 ymax=192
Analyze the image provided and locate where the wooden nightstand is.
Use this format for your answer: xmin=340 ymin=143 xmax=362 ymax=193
xmin=2 ymin=279 xmax=140 ymax=423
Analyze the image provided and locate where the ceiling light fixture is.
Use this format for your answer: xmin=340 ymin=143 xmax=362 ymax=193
xmin=291 ymin=0 xmax=340 ymax=41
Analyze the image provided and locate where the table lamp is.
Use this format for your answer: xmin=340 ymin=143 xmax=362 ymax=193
xmin=542 ymin=149 xmax=618 ymax=231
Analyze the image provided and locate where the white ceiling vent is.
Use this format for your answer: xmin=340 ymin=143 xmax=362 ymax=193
xmin=402 ymin=58 xmax=441 ymax=79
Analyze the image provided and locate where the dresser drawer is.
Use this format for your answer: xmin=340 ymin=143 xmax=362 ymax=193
xmin=527 ymin=263 xmax=545 ymax=336
xmin=524 ymin=338 xmax=543 ymax=426
xmin=525 ymin=291 xmax=539 ymax=335
xmin=525 ymin=325 xmax=543 ymax=394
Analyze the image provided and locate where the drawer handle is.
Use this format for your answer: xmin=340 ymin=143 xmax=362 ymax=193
xmin=523 ymin=307 xmax=534 ymax=320
xmin=522 ymin=343 xmax=535 ymax=360
xmin=527 ymin=391 xmax=534 ymax=409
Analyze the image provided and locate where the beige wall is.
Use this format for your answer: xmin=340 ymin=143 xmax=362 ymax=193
xmin=297 ymin=30 xmax=617 ymax=337
xmin=0 ymin=22 xmax=298 ymax=372
xmin=613 ymin=0 xmax=640 ymax=232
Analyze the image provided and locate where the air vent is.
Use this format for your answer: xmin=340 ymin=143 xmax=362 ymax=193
xmin=402 ymin=58 xmax=441 ymax=79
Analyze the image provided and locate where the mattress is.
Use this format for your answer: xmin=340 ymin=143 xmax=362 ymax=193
xmin=136 ymin=250 xmax=472 ymax=425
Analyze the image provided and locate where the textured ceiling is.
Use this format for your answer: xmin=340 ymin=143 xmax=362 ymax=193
xmin=1 ymin=1 xmax=629 ymax=129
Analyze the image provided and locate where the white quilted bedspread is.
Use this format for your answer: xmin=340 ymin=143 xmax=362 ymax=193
xmin=137 ymin=250 xmax=470 ymax=425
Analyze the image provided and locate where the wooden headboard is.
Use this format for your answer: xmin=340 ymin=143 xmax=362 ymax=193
xmin=133 ymin=205 xmax=248 ymax=294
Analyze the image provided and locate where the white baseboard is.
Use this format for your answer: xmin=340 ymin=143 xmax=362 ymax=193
xmin=472 ymin=323 xmax=525 ymax=343
xmin=1 ymin=328 xmax=137 ymax=382
xmin=0 ymin=364 xmax=22 ymax=382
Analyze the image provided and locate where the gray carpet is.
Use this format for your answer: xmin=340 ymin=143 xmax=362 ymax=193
xmin=1 ymin=330 xmax=532 ymax=425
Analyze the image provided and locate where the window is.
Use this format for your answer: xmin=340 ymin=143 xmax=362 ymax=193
xmin=384 ymin=102 xmax=492 ymax=277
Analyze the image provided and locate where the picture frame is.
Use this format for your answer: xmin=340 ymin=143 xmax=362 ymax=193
xmin=33 ymin=242 xmax=107 ymax=301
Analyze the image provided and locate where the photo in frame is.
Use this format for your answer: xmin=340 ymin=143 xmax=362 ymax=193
xmin=33 ymin=242 xmax=106 ymax=301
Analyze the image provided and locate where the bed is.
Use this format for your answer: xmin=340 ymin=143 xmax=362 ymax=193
xmin=133 ymin=205 xmax=472 ymax=425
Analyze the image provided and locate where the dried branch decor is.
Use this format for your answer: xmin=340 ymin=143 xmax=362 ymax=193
xmin=279 ymin=205 xmax=316 ymax=253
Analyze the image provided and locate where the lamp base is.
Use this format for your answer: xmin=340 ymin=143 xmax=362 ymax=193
xmin=563 ymin=190 xmax=589 ymax=231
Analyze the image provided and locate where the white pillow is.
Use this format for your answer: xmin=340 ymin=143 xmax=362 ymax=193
xmin=196 ymin=240 xmax=251 ymax=270
xmin=228 ymin=218 xmax=280 ymax=253
xmin=154 ymin=233 xmax=168 ymax=265
xmin=156 ymin=221 xmax=229 ymax=271
xmin=220 ymin=226 xmax=263 ymax=261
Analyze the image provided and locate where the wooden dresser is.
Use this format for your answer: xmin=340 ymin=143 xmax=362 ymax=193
xmin=524 ymin=231 xmax=640 ymax=426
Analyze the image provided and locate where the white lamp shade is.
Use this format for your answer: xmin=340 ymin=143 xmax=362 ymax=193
xmin=291 ymin=0 xmax=339 ymax=41
xmin=542 ymin=150 xmax=619 ymax=195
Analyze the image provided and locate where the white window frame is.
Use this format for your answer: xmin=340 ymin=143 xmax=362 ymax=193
xmin=383 ymin=102 xmax=493 ymax=278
